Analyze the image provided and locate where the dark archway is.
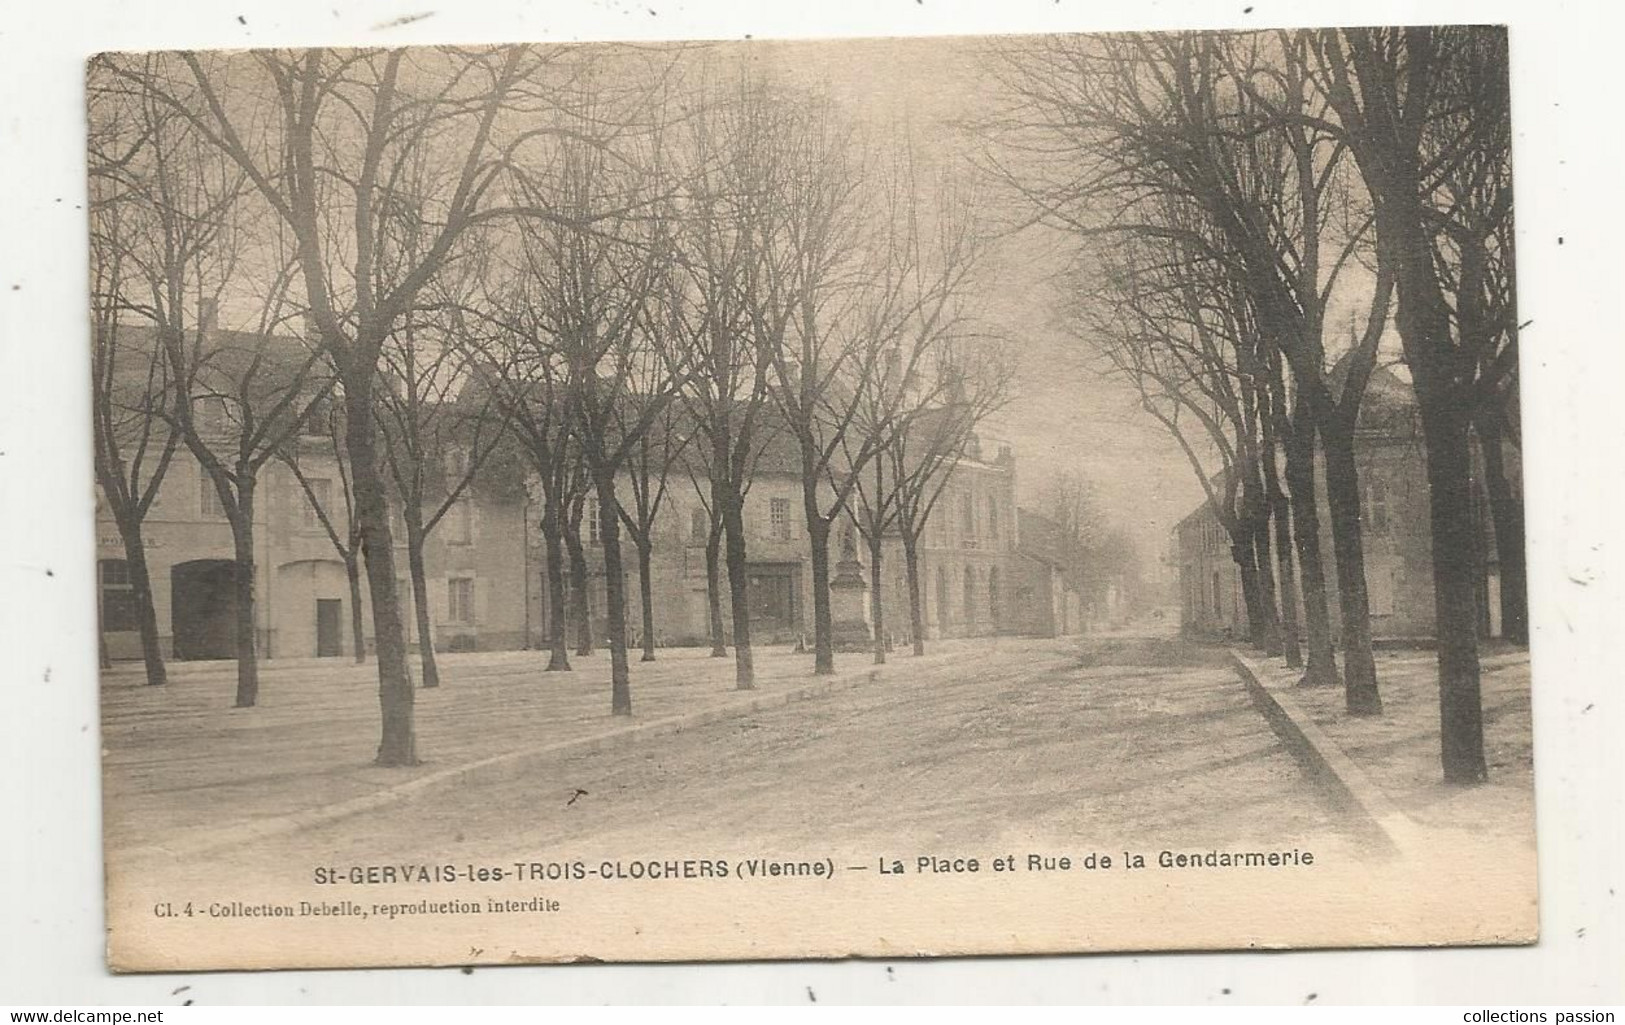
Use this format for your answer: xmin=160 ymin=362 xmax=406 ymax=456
xmin=172 ymin=559 xmax=237 ymax=661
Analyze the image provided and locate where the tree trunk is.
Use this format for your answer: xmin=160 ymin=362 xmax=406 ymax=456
xmin=1417 ymin=402 xmax=1489 ymax=782
xmin=345 ymin=552 xmax=366 ymax=664
xmin=1321 ymin=425 xmax=1382 ymax=716
xmin=705 ymin=514 xmax=727 ymax=658
xmin=229 ymin=478 xmax=259 ymax=709
xmin=1262 ymin=443 xmax=1303 ymax=670
xmin=565 ymin=519 xmax=593 ymax=657
xmin=719 ymin=480 xmax=755 ymax=690
xmin=1252 ymin=513 xmax=1283 ymax=656
xmin=808 ymin=516 xmax=835 ymax=675
xmin=1229 ymin=533 xmax=1267 ymax=650
xmin=868 ymin=530 xmax=886 ymax=665
xmin=904 ymin=532 xmax=926 ymax=657
xmin=592 ymin=474 xmax=633 ymax=716
xmin=406 ymin=522 xmax=439 ymax=689
xmin=1246 ymin=480 xmax=1284 ymax=657
xmin=1477 ymin=413 xmax=1528 ymax=645
xmin=344 ymin=383 xmax=416 ymax=766
xmin=637 ymin=535 xmax=656 ymax=662
xmin=1284 ymin=399 xmax=1338 ymax=687
xmin=116 ymin=515 xmax=167 ymax=687
xmin=540 ymin=510 xmax=571 ymax=672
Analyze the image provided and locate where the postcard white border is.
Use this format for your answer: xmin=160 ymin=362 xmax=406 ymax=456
xmin=2 ymin=0 xmax=1621 ymax=1004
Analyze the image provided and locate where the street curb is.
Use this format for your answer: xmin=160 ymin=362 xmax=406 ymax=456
xmin=123 ymin=662 xmax=889 ymax=865
xmin=1228 ymin=650 xmax=1416 ymax=857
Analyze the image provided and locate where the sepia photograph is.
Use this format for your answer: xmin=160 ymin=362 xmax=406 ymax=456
xmin=83 ymin=25 xmax=1537 ymax=972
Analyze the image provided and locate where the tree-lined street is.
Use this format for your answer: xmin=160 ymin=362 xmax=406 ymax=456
xmin=107 ymin=629 xmax=1380 ymax=874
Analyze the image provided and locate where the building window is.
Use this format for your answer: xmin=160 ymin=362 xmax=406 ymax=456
xmin=199 ymin=477 xmax=226 ymax=519
xmin=303 ymin=477 xmax=331 ymax=529
xmin=1364 ymin=480 xmax=1390 ymax=535
xmin=961 ymin=494 xmax=975 ymax=536
xmin=99 ymin=558 xmax=136 ymax=632
xmin=690 ymin=506 xmax=708 ymax=544
xmin=987 ymin=497 xmax=1000 ymax=540
xmin=770 ymin=497 xmax=791 ymax=540
xmin=448 ymin=577 xmax=475 ymax=624
xmin=587 ymin=502 xmax=604 ymax=545
xmin=448 ymin=499 xmax=473 ymax=545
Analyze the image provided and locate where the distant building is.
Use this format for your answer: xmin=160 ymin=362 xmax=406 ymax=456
xmin=1172 ymin=366 xmax=1520 ymax=643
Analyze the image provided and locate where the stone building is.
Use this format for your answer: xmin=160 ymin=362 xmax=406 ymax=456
xmin=1173 ymin=366 xmax=1521 ymax=643
xmin=1010 ymin=508 xmax=1086 ymax=638
xmin=95 ymin=319 xmax=529 ymax=663
xmin=96 ymin=430 xmax=531 ymax=662
xmin=521 ymin=427 xmax=1026 ymax=651
xmin=99 ymin=325 xmax=1029 ymax=662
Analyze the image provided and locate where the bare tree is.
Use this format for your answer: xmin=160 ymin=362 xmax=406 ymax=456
xmin=839 ymin=155 xmax=996 ymax=665
xmin=744 ymin=94 xmax=982 ymax=674
xmin=93 ymin=62 xmax=333 ymax=707
xmin=562 ymin=465 xmax=597 ymax=659
xmin=88 ymin=69 xmax=182 ymax=687
xmin=1037 ymin=471 xmax=1104 ymax=590
xmin=378 ymin=313 xmax=510 ymax=688
xmin=1310 ymin=27 xmax=1513 ymax=781
xmin=983 ymin=31 xmax=1390 ymax=705
xmin=466 ymin=272 xmax=583 ymax=674
xmin=614 ymin=396 xmax=692 ymax=661
xmin=1078 ymin=227 xmax=1284 ymax=657
xmin=110 ymin=45 xmax=577 ymax=763
xmin=1426 ymin=31 xmax=1523 ymax=646
xmin=511 ymin=105 xmax=687 ymax=715
xmin=664 ymin=71 xmax=787 ymax=689
xmin=886 ymin=349 xmax=1012 ymax=657
xmin=165 ymin=283 xmax=333 ymax=708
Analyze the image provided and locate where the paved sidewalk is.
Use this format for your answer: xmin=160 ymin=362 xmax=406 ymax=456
xmin=101 ymin=638 xmax=1039 ymax=858
xmin=1233 ymin=645 xmax=1534 ymax=849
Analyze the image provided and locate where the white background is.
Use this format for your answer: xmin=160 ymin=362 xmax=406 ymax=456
xmin=2 ymin=0 xmax=1621 ymax=1005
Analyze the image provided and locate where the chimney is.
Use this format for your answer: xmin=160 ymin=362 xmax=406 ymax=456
xmin=198 ymin=298 xmax=218 ymax=335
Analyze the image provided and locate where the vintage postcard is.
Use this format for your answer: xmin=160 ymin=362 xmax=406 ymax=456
xmin=90 ymin=27 xmax=1533 ymax=971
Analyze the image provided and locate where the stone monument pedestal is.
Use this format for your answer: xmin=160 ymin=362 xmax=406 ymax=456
xmin=828 ymin=555 xmax=872 ymax=652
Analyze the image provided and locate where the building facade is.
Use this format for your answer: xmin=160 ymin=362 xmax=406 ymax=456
xmin=1173 ymin=367 xmax=1521 ymax=643
xmin=101 ymin=426 xmax=1033 ymax=663
xmin=520 ymin=432 xmax=1028 ymax=652
xmin=97 ymin=432 xmax=530 ymax=663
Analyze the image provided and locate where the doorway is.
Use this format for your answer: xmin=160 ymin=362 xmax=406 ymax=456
xmin=171 ymin=559 xmax=237 ymax=660
xmin=744 ymin=563 xmax=799 ymax=640
xmin=316 ymin=599 xmax=343 ymax=657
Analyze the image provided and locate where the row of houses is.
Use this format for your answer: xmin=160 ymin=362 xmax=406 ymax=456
xmin=1171 ymin=366 xmax=1522 ymax=643
xmin=98 ymin=424 xmax=1098 ymax=666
